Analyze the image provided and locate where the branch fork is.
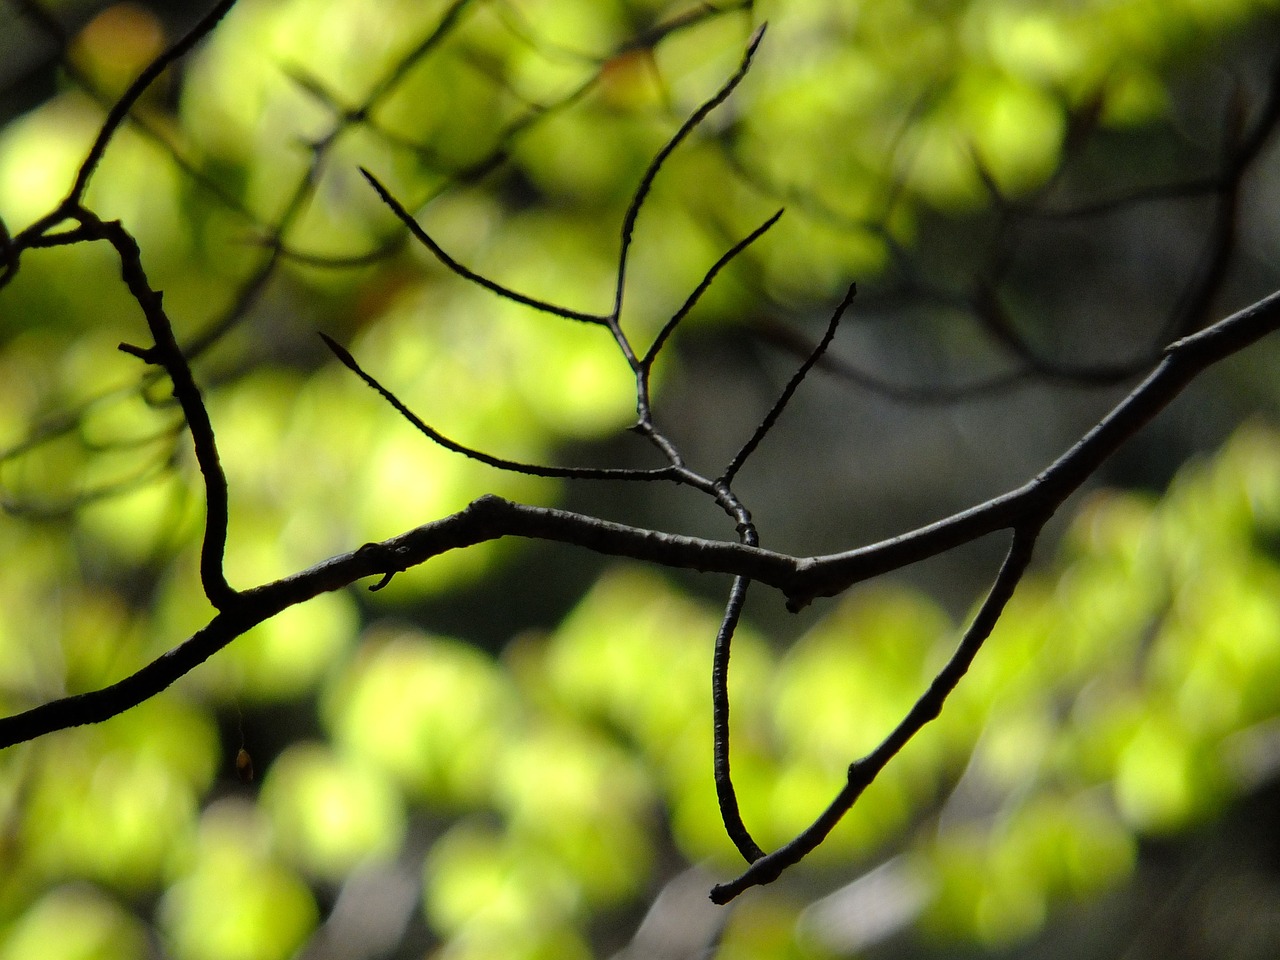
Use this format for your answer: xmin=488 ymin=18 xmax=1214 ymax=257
xmin=2 ymin=1 xmax=1279 ymax=909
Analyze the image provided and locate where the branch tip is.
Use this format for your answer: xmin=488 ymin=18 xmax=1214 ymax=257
xmin=319 ymin=331 xmax=359 ymax=371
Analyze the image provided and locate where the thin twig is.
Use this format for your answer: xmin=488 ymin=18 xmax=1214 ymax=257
xmin=642 ymin=209 xmax=783 ymax=369
xmin=611 ymin=24 xmax=767 ymax=337
xmin=723 ymin=282 xmax=854 ymax=484
xmin=67 ymin=0 xmax=240 ymax=206
xmin=319 ymin=333 xmax=675 ymax=481
xmin=359 ymin=168 xmax=609 ymax=325
xmin=712 ymin=574 xmax=766 ymax=862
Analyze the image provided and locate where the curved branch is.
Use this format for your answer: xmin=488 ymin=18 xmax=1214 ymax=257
xmin=93 ymin=213 xmax=237 ymax=609
xmin=709 ymin=524 xmax=1041 ymax=903
xmin=712 ymin=575 xmax=766 ymax=863
xmin=359 ymin=168 xmax=608 ymax=326
xmin=320 ymin=333 xmax=677 ymax=482
xmin=68 ymin=0 xmax=240 ymax=206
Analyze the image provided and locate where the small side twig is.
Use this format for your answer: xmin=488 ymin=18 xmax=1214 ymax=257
xmin=723 ymin=281 xmax=854 ymax=484
xmin=318 ymin=332 xmax=676 ymax=482
xmin=359 ymin=168 xmax=609 ymax=325
xmin=636 ymin=209 xmax=783 ymax=427
xmin=611 ymin=23 xmax=767 ymax=341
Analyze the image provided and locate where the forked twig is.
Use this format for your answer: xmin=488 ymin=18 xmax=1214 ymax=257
xmin=341 ymin=25 xmax=853 ymax=868
xmin=4 ymin=2 xmax=1280 ymax=911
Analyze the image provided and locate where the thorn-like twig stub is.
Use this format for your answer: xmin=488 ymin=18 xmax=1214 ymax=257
xmin=118 ymin=341 xmax=160 ymax=363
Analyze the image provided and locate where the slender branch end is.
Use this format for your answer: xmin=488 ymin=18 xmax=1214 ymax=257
xmin=319 ymin=331 xmax=360 ymax=372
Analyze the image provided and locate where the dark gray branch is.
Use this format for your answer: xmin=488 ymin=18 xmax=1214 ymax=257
xmin=789 ymin=285 xmax=1280 ymax=608
xmin=5 ymin=271 xmax=1279 ymax=748
xmin=710 ymin=524 xmax=1041 ymax=902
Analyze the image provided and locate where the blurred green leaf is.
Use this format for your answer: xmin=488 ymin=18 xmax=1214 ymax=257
xmin=494 ymin=722 xmax=654 ymax=902
xmin=326 ymin=627 xmax=518 ymax=803
xmin=159 ymin=800 xmax=319 ymax=960
xmin=0 ymin=886 xmax=148 ymax=960
xmin=424 ymin=821 xmax=584 ymax=945
xmin=261 ymin=742 xmax=405 ymax=880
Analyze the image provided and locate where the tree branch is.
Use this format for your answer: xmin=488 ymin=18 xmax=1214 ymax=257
xmin=4 ymin=4 xmax=1280 ymax=908
xmin=787 ymin=285 xmax=1280 ymax=609
xmin=5 ymin=266 xmax=1277 ymax=748
xmin=710 ymin=524 xmax=1041 ymax=902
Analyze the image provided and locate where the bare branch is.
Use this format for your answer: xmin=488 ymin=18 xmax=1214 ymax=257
xmin=5 ymin=3 xmax=1280 ymax=908
xmin=319 ymin=333 xmax=676 ymax=482
xmin=790 ymin=285 xmax=1280 ymax=608
xmin=710 ymin=524 xmax=1041 ymax=903
xmin=94 ymin=211 xmax=237 ymax=610
xmin=612 ymin=24 xmax=767 ymax=335
xmin=4 ymin=282 xmax=1278 ymax=745
xmin=359 ymin=167 xmax=609 ymax=325
xmin=67 ymin=0 xmax=240 ymax=207
xmin=722 ymin=281 xmax=854 ymax=484
xmin=712 ymin=574 xmax=766 ymax=863
xmin=0 ymin=494 xmax=796 ymax=749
